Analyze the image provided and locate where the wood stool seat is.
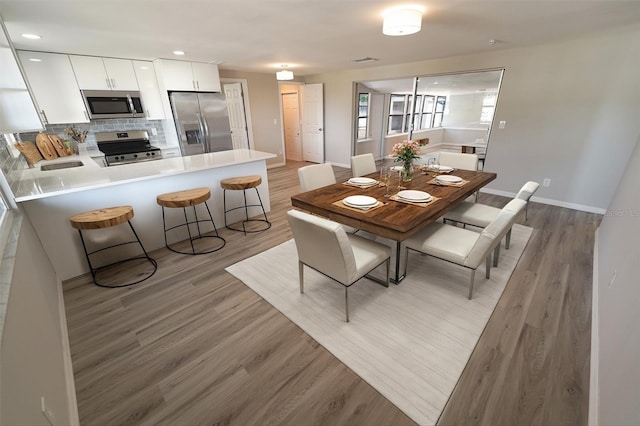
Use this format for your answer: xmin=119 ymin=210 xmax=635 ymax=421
xmin=156 ymin=187 xmax=211 ymax=208
xmin=69 ymin=205 xmax=157 ymax=288
xmin=70 ymin=206 xmax=134 ymax=230
xmin=220 ymin=175 xmax=262 ymax=190
xmin=156 ymin=187 xmax=225 ymax=255
xmin=220 ymin=175 xmax=270 ymax=235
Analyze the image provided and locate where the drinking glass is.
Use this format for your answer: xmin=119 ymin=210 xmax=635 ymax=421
xmin=397 ymin=167 xmax=406 ymax=190
xmin=428 ymin=157 xmax=440 ymax=174
xmin=379 ymin=166 xmax=392 ymax=197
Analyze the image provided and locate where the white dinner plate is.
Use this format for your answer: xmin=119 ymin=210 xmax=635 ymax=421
xmin=436 ymin=175 xmax=463 ymax=183
xmin=348 ymin=177 xmax=377 ymax=185
xmin=343 ymin=195 xmax=378 ymax=207
xmin=397 ymin=190 xmax=432 ymax=202
xmin=436 ymin=165 xmax=454 ymax=173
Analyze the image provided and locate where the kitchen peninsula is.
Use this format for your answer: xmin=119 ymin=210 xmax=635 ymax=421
xmin=12 ymin=149 xmax=275 ymax=280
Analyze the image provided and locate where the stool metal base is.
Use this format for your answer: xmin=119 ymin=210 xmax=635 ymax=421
xmin=161 ymin=201 xmax=226 ymax=255
xmin=223 ymin=187 xmax=271 ymax=235
xmin=77 ymin=221 xmax=158 ymax=288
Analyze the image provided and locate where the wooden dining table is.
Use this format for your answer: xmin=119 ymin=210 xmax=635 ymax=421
xmin=290 ymin=167 xmax=497 ymax=283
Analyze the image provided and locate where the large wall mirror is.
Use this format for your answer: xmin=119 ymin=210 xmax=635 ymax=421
xmin=354 ymin=69 xmax=504 ymax=168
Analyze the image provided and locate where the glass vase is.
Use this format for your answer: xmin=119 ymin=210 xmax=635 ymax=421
xmin=402 ymin=160 xmax=414 ymax=182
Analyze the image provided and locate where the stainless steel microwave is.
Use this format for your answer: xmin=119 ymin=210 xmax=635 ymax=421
xmin=81 ymin=90 xmax=145 ymax=119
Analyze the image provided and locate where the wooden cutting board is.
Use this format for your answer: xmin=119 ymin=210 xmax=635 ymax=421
xmin=48 ymin=134 xmax=69 ymax=157
xmin=14 ymin=141 xmax=44 ymax=166
xmin=36 ymin=133 xmax=58 ymax=160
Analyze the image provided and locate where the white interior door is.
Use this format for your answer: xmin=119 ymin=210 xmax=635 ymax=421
xmin=282 ymin=92 xmax=302 ymax=161
xmin=223 ymin=82 xmax=250 ymax=149
xmin=301 ymin=83 xmax=324 ymax=163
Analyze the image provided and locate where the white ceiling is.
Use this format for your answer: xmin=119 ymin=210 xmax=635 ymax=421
xmin=1 ymin=0 xmax=640 ymax=77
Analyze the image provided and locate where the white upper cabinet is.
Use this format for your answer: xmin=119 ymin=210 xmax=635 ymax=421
xmin=132 ymin=60 xmax=165 ymax=120
xmin=18 ymin=50 xmax=89 ymax=125
xmin=0 ymin=18 xmax=43 ymax=132
xmin=155 ymin=59 xmax=220 ymax=92
xmin=190 ymin=62 xmax=220 ymax=92
xmin=70 ymin=55 xmax=139 ymax=91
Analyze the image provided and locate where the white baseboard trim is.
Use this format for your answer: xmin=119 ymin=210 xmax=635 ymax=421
xmin=589 ymin=228 xmax=600 ymax=426
xmin=267 ymin=161 xmax=286 ymax=169
xmin=479 ymin=188 xmax=607 ymax=214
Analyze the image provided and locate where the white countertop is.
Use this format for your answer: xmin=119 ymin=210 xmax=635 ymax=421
xmin=11 ymin=149 xmax=276 ymax=202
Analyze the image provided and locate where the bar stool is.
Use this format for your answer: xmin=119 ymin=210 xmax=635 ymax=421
xmin=156 ymin=187 xmax=226 ymax=255
xmin=220 ymin=175 xmax=271 ymax=235
xmin=70 ymin=206 xmax=157 ymax=288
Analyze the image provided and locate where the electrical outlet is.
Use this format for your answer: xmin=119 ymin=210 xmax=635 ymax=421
xmin=498 ymin=120 xmax=506 ymax=129
xmin=150 ymin=128 xmax=157 ymax=136
xmin=543 ymin=178 xmax=551 ymax=187
xmin=41 ymin=397 xmax=55 ymax=425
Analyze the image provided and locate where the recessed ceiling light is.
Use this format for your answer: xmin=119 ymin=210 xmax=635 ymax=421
xmin=139 ymin=66 xmax=149 ymax=70
xmin=22 ymin=33 xmax=41 ymax=40
xmin=28 ymin=58 xmax=42 ymax=62
xmin=173 ymin=50 xmax=185 ymax=56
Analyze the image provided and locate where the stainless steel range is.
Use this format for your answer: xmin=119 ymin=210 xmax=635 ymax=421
xmin=95 ymin=130 xmax=163 ymax=166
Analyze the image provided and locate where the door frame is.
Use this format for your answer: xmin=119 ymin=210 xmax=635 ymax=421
xmin=282 ymin=91 xmax=302 ymax=161
xmin=220 ymin=78 xmax=255 ymax=150
xmin=278 ymin=81 xmax=305 ymax=164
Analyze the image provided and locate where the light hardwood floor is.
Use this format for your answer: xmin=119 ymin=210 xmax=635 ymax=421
xmin=63 ymin=161 xmax=599 ymax=425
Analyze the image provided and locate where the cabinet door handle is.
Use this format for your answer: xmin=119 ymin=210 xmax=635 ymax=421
xmin=193 ymin=80 xmax=196 ymax=90
xmin=111 ymin=78 xmax=116 ymax=88
xmin=105 ymin=78 xmax=111 ymax=89
xmin=196 ymin=81 xmax=200 ymax=90
xmin=40 ymin=110 xmax=49 ymax=124
xmin=83 ymin=110 xmax=89 ymax=121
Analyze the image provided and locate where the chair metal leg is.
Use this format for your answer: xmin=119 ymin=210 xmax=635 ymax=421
xmin=468 ymin=269 xmax=476 ymax=300
xmin=299 ymin=261 xmax=304 ymax=294
xmin=506 ymin=228 xmax=512 ymax=249
xmin=344 ymin=287 xmax=349 ymax=322
xmin=493 ymin=244 xmax=500 ymax=267
xmin=486 ymin=255 xmax=491 ymax=279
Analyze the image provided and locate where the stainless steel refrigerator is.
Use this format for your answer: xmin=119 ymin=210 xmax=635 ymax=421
xmin=169 ymin=92 xmax=233 ymax=156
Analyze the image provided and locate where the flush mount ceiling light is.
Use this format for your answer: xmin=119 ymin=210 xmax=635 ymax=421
xmin=276 ymin=65 xmax=294 ymax=81
xmin=382 ymin=6 xmax=423 ymax=36
xmin=173 ymin=50 xmax=185 ymax=56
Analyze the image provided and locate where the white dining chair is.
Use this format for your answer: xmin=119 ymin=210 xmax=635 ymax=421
xmin=287 ymin=209 xmax=391 ymax=322
xmin=438 ymin=151 xmax=481 ymax=201
xmin=350 ymin=153 xmax=377 ymax=177
xmin=443 ymin=181 xmax=539 ymax=254
xmin=297 ymin=163 xmax=336 ymax=192
xmin=442 ymin=182 xmax=535 ymax=266
xmin=438 ymin=151 xmax=479 ymax=171
xmin=404 ymin=199 xmax=525 ymax=299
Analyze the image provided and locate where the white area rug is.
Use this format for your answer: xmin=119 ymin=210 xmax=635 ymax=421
xmin=226 ymin=224 xmax=532 ymax=425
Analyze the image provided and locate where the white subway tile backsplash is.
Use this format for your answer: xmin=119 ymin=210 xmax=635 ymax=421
xmin=18 ymin=117 xmax=166 ymax=150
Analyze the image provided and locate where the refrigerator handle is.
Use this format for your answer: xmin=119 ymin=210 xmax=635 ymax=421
xmin=196 ymin=112 xmax=207 ymax=147
xmin=199 ymin=112 xmax=210 ymax=147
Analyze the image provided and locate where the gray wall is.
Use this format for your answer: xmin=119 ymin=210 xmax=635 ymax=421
xmin=594 ymin=134 xmax=640 ymax=425
xmin=1 ymin=212 xmax=77 ymax=425
xmin=305 ymin=24 xmax=640 ymax=212
xmin=219 ymin=69 xmax=285 ymax=166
